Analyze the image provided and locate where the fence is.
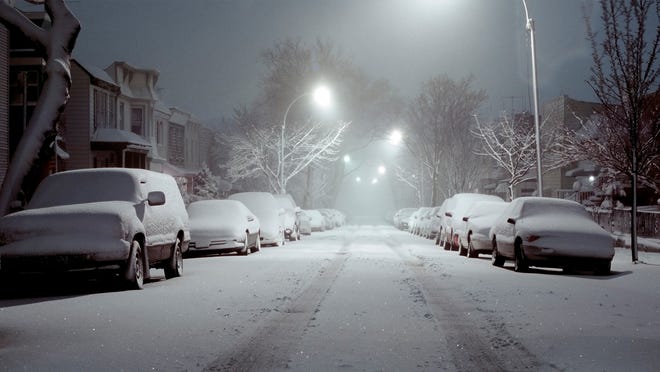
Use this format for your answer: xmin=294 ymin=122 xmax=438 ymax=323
xmin=589 ymin=207 xmax=659 ymax=239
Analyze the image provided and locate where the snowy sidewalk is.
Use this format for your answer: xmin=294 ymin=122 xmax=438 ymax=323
xmin=613 ymin=234 xmax=660 ymax=265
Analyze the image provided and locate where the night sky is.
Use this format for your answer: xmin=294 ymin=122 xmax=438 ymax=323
xmin=64 ymin=0 xmax=599 ymax=123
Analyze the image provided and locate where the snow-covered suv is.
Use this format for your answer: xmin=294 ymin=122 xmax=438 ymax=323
xmin=0 ymin=168 xmax=190 ymax=289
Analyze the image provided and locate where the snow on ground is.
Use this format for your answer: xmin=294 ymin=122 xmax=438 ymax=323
xmin=0 ymin=225 xmax=658 ymax=371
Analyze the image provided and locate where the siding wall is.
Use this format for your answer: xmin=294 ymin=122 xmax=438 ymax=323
xmin=0 ymin=26 xmax=8 ymax=186
xmin=63 ymin=62 xmax=92 ymax=170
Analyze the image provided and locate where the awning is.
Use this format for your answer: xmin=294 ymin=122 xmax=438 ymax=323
xmin=91 ymin=128 xmax=151 ymax=150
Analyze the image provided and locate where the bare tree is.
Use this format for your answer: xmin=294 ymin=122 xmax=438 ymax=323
xmin=221 ymin=107 xmax=349 ymax=194
xmin=583 ymin=0 xmax=660 ymax=261
xmin=473 ymin=112 xmax=566 ymax=200
xmin=0 ymin=0 xmax=80 ymax=215
xmin=404 ymin=75 xmax=487 ymax=205
xmin=226 ymin=38 xmax=401 ymax=204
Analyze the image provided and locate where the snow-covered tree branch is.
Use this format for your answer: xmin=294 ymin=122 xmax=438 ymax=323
xmin=0 ymin=0 xmax=81 ymax=215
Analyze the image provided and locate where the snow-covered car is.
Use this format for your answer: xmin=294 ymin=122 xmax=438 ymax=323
xmin=305 ymin=209 xmax=326 ymax=232
xmin=0 ymin=168 xmax=190 ymax=289
xmin=187 ymin=199 xmax=261 ymax=256
xmin=489 ymin=197 xmax=614 ymax=274
xmin=228 ymin=192 xmax=285 ymax=246
xmin=393 ymin=208 xmax=417 ymax=230
xmin=439 ymin=193 xmax=504 ymax=252
xmin=273 ymin=194 xmax=301 ymax=241
xmin=424 ymin=206 xmax=443 ymax=239
xmin=298 ymin=210 xmax=312 ymax=235
xmin=459 ymin=200 xmax=509 ymax=258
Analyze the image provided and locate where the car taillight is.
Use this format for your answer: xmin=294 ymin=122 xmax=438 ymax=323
xmin=527 ymin=235 xmax=540 ymax=242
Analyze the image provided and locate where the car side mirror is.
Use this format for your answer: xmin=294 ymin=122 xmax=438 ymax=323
xmin=462 ymin=217 xmax=469 ymax=222
xmin=248 ymin=215 xmax=255 ymax=222
xmin=507 ymin=218 xmax=516 ymax=225
xmin=147 ymin=191 xmax=166 ymax=206
xmin=445 ymin=212 xmax=452 ymax=217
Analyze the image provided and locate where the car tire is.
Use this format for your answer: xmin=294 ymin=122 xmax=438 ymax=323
xmin=239 ymin=235 xmax=250 ymax=256
xmin=514 ymin=242 xmax=529 ymax=273
xmin=254 ymin=232 xmax=261 ymax=252
xmin=492 ymin=239 xmax=505 ymax=267
xmin=594 ymin=262 xmax=611 ymax=276
xmin=459 ymin=240 xmax=468 ymax=256
xmin=122 ymin=239 xmax=144 ymax=290
xmin=164 ymin=238 xmax=183 ymax=279
xmin=467 ymin=238 xmax=478 ymax=258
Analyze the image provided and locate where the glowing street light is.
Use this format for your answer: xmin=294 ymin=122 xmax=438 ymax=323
xmin=378 ymin=165 xmax=386 ymax=175
xmin=356 ymin=176 xmax=361 ymax=183
xmin=389 ymin=129 xmax=403 ymax=145
xmin=371 ymin=177 xmax=378 ymax=184
xmin=343 ymin=154 xmax=351 ymax=163
xmin=280 ymin=84 xmax=332 ymax=194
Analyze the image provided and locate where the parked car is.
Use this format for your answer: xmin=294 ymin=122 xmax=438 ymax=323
xmin=424 ymin=206 xmax=443 ymax=239
xmin=0 ymin=168 xmax=190 ymax=289
xmin=393 ymin=208 xmax=417 ymax=230
xmin=489 ymin=197 xmax=614 ymax=274
xmin=459 ymin=200 xmax=509 ymax=258
xmin=298 ymin=210 xmax=312 ymax=235
xmin=439 ymin=193 xmax=504 ymax=252
xmin=187 ymin=199 xmax=261 ymax=256
xmin=305 ymin=209 xmax=326 ymax=232
xmin=228 ymin=192 xmax=285 ymax=246
xmin=273 ymin=194 xmax=301 ymax=241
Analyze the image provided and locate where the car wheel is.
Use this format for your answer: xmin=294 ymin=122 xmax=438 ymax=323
xmin=491 ymin=239 xmax=505 ymax=267
xmin=239 ymin=235 xmax=250 ymax=256
xmin=514 ymin=241 xmax=529 ymax=273
xmin=458 ymin=240 xmax=468 ymax=256
xmin=122 ymin=239 xmax=144 ymax=290
xmin=254 ymin=232 xmax=261 ymax=252
xmin=467 ymin=238 xmax=478 ymax=258
xmin=594 ymin=262 xmax=611 ymax=276
xmin=165 ymin=238 xmax=183 ymax=279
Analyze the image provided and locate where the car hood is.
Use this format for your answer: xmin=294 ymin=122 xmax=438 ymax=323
xmin=0 ymin=201 xmax=138 ymax=244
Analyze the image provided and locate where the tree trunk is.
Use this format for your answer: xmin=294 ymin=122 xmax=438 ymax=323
xmin=0 ymin=0 xmax=81 ymax=215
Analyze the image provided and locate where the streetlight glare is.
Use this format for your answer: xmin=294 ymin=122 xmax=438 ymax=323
xmin=378 ymin=165 xmax=386 ymax=175
xmin=343 ymin=154 xmax=351 ymax=163
xmin=371 ymin=178 xmax=378 ymax=184
xmin=356 ymin=176 xmax=361 ymax=183
xmin=313 ymin=85 xmax=332 ymax=108
xmin=389 ymin=129 xmax=403 ymax=145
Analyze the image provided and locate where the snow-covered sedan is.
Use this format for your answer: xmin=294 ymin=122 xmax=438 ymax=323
xmin=0 ymin=168 xmax=190 ymax=289
xmin=489 ymin=197 xmax=614 ymax=275
xmin=459 ymin=200 xmax=509 ymax=258
xmin=187 ymin=200 xmax=261 ymax=256
xmin=440 ymin=193 xmax=504 ymax=252
xmin=228 ymin=192 xmax=285 ymax=246
xmin=273 ymin=194 xmax=301 ymax=241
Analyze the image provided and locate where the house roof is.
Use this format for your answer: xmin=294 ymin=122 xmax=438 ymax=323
xmin=72 ymin=59 xmax=120 ymax=94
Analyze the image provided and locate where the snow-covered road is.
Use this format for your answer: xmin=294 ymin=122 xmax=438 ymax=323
xmin=1 ymin=225 xmax=658 ymax=371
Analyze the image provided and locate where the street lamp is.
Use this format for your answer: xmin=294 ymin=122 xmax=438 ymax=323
xmin=522 ymin=0 xmax=544 ymax=197
xmin=388 ymin=129 xmax=403 ymax=146
xmin=378 ymin=165 xmax=386 ymax=175
xmin=280 ymin=85 xmax=332 ymax=194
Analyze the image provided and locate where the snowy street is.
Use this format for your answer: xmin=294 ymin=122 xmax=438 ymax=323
xmin=1 ymin=225 xmax=659 ymax=371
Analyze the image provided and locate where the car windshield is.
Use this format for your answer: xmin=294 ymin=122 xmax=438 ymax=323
xmin=188 ymin=200 xmax=241 ymax=220
xmin=27 ymin=171 xmax=140 ymax=209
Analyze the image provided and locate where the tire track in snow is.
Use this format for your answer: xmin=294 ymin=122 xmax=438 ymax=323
xmin=204 ymin=232 xmax=352 ymax=371
xmin=384 ymin=232 xmax=547 ymax=371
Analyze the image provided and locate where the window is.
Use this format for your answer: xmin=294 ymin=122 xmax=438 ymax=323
xmin=93 ymin=89 xmax=116 ymax=129
xmin=119 ymin=102 xmax=125 ymax=130
xmin=131 ymin=107 xmax=144 ymax=135
xmin=156 ymin=120 xmax=164 ymax=145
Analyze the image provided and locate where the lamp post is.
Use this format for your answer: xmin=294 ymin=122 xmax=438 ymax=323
xmin=522 ymin=0 xmax=543 ymax=197
xmin=280 ymin=85 xmax=331 ymax=194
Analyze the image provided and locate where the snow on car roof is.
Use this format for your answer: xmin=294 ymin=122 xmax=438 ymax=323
xmin=27 ymin=168 xmax=151 ymax=209
xmin=187 ymin=199 xmax=246 ymax=220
